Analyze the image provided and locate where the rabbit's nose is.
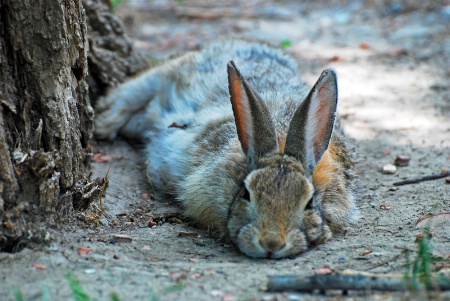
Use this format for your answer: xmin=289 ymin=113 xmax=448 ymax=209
xmin=260 ymin=237 xmax=286 ymax=253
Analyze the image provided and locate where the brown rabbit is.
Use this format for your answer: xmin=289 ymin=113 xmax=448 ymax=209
xmin=95 ymin=40 xmax=358 ymax=258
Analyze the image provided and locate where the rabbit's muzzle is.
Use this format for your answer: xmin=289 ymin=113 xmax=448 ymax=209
xmin=227 ymin=159 xmax=322 ymax=258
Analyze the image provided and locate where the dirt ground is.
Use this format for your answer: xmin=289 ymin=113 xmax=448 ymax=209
xmin=1 ymin=0 xmax=450 ymax=300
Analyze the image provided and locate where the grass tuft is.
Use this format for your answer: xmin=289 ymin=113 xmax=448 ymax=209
xmin=280 ymin=40 xmax=293 ymax=48
xmin=14 ymin=288 xmax=24 ymax=301
xmin=67 ymin=272 xmax=91 ymax=301
xmin=111 ymin=0 xmax=124 ymax=9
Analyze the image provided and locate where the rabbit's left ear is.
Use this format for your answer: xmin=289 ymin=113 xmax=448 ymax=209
xmin=284 ymin=69 xmax=338 ymax=177
xmin=227 ymin=61 xmax=278 ymax=169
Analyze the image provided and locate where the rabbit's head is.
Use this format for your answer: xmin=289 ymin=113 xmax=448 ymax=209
xmin=226 ymin=62 xmax=337 ymax=258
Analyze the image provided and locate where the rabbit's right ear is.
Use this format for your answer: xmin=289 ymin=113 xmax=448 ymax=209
xmin=227 ymin=61 xmax=278 ymax=169
xmin=284 ymin=69 xmax=338 ymax=177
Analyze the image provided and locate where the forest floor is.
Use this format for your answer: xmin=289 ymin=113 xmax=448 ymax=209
xmin=1 ymin=0 xmax=450 ymax=300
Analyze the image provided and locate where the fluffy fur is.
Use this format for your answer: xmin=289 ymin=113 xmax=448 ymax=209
xmin=95 ymin=40 xmax=358 ymax=259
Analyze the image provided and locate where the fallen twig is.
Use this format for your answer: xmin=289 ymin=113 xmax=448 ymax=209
xmin=267 ymin=270 xmax=450 ymax=292
xmin=366 ymin=251 xmax=406 ymax=270
xmin=393 ymin=170 xmax=450 ymax=186
xmin=99 ymin=165 xmax=111 ymax=209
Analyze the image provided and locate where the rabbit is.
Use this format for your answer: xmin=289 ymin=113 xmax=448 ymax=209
xmin=95 ymin=40 xmax=358 ymax=259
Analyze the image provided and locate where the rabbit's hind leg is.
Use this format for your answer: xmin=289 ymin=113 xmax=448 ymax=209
xmin=95 ymin=69 xmax=163 ymax=140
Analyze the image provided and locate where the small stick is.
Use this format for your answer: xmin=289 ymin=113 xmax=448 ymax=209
xmin=99 ymin=165 xmax=111 ymax=210
xmin=267 ymin=270 xmax=450 ymax=292
xmin=393 ymin=170 xmax=450 ymax=186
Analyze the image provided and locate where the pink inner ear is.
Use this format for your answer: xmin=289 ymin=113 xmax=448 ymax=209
xmin=309 ymin=77 xmax=337 ymax=162
xmin=229 ymin=68 xmax=251 ymax=154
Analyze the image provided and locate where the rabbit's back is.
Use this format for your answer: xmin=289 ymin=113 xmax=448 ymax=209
xmin=146 ymin=41 xmax=311 ymax=196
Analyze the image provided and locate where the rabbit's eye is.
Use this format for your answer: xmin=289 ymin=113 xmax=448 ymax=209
xmin=305 ymin=196 xmax=313 ymax=209
xmin=241 ymin=187 xmax=251 ymax=202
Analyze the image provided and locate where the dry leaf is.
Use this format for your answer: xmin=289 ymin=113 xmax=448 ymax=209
xmin=330 ymin=55 xmax=344 ymax=62
xmin=78 ymin=247 xmax=91 ymax=255
xmin=32 ymin=263 xmax=47 ymax=269
xmin=92 ymin=153 xmax=112 ymax=163
xmin=415 ymin=232 xmax=434 ymax=242
xmin=148 ymin=218 xmax=157 ymax=228
xmin=360 ymin=42 xmax=370 ymax=49
xmin=315 ymin=268 xmax=333 ymax=275
xmin=223 ymin=294 xmax=237 ymax=301
xmin=361 ymin=248 xmax=373 ymax=256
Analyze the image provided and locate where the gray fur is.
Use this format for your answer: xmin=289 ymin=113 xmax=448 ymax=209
xmin=95 ymin=40 xmax=358 ymax=259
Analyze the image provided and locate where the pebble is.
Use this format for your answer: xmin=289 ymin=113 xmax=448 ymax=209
xmin=211 ymin=290 xmax=223 ymax=297
xmin=113 ymin=234 xmax=132 ymax=243
xmin=394 ymin=155 xmax=410 ymax=167
xmin=446 ymin=177 xmax=450 ymax=184
xmin=84 ymin=268 xmax=96 ymax=274
xmin=288 ymin=295 xmax=303 ymax=301
xmin=381 ymin=164 xmax=397 ymax=174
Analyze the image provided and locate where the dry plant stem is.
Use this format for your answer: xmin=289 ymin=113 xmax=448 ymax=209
xmin=393 ymin=171 xmax=450 ymax=186
xmin=366 ymin=251 xmax=406 ymax=271
xmin=267 ymin=271 xmax=450 ymax=292
xmin=99 ymin=165 xmax=112 ymax=210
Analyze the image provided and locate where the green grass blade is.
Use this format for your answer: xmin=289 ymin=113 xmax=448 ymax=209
xmin=67 ymin=272 xmax=91 ymax=301
xmin=111 ymin=292 xmax=121 ymax=301
xmin=14 ymin=288 xmax=24 ymax=301
xmin=111 ymin=0 xmax=124 ymax=9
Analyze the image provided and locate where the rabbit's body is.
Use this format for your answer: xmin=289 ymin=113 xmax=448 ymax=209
xmin=96 ymin=40 xmax=358 ymax=258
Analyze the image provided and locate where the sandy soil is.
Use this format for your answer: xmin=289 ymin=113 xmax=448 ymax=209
xmin=1 ymin=1 xmax=449 ymax=300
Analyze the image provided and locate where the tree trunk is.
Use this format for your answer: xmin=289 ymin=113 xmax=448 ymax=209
xmin=0 ymin=0 xmax=148 ymax=251
xmin=82 ymin=0 xmax=150 ymax=103
xmin=0 ymin=0 xmax=92 ymax=251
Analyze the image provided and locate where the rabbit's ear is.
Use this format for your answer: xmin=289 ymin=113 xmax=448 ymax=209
xmin=284 ymin=69 xmax=338 ymax=177
xmin=227 ymin=61 xmax=278 ymax=169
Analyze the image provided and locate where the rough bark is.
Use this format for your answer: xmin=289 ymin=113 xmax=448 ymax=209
xmin=82 ymin=0 xmax=150 ymax=103
xmin=0 ymin=0 xmax=93 ymax=251
xmin=0 ymin=0 xmax=150 ymax=251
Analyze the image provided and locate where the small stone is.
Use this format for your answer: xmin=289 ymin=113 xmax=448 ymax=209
xmin=84 ymin=268 xmax=96 ymax=274
xmin=211 ymin=290 xmax=223 ymax=297
xmin=394 ymin=155 xmax=410 ymax=167
xmin=446 ymin=177 xmax=450 ymax=184
xmin=381 ymin=164 xmax=397 ymax=174
xmin=388 ymin=187 xmax=398 ymax=191
xmin=112 ymin=234 xmax=132 ymax=243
